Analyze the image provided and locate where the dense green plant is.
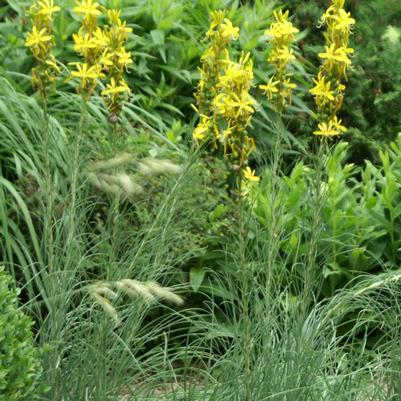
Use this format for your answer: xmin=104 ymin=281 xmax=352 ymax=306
xmin=248 ymin=137 xmax=401 ymax=298
xmin=0 ymin=267 xmax=43 ymax=401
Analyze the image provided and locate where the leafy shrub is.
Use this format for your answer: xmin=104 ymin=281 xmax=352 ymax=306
xmin=0 ymin=267 xmax=43 ymax=401
xmin=250 ymin=137 xmax=401 ymax=298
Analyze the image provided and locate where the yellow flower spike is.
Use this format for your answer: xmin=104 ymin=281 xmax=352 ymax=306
xmin=213 ymin=52 xmax=255 ymax=164
xmin=25 ymin=0 xmax=59 ymax=93
xmin=70 ymin=0 xmax=104 ymax=99
xmin=260 ymin=8 xmax=299 ymax=110
xmin=193 ymin=12 xmax=255 ymax=172
xmin=98 ymin=7 xmax=133 ymax=117
xmin=311 ymin=0 xmax=355 ymax=138
xmin=193 ymin=11 xmax=255 ymax=170
xmin=193 ymin=10 xmax=240 ymax=143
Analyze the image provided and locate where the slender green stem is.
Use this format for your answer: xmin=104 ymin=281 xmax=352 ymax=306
xmin=236 ymin=178 xmax=252 ymax=401
xmin=302 ymin=138 xmax=326 ymax=315
xmin=266 ymin=117 xmax=284 ymax=294
xmin=42 ymin=91 xmax=55 ymax=274
xmin=68 ymin=97 xmax=87 ymax=236
xmin=109 ymin=121 xmax=121 ymax=280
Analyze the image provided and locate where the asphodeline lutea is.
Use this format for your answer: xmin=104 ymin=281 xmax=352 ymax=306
xmin=310 ymin=0 xmax=355 ymax=137
xmin=192 ymin=10 xmax=240 ymax=143
xmin=100 ymin=9 xmax=133 ymax=120
xmin=25 ymin=0 xmax=61 ymax=96
xmin=259 ymin=9 xmax=299 ymax=112
xmin=70 ymin=0 xmax=106 ymax=100
xmin=193 ymin=11 xmax=256 ymax=179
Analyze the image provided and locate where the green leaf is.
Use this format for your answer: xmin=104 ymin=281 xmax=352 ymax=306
xmin=189 ymin=266 xmax=205 ymax=292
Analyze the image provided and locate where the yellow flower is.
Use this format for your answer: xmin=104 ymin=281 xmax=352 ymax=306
xmin=73 ymin=0 xmax=101 ymax=18
xmin=93 ymin=27 xmax=109 ymax=48
xmin=220 ymin=18 xmax=240 ymax=41
xmin=260 ymin=9 xmax=298 ymax=109
xmin=330 ymin=115 xmax=347 ymax=133
xmin=333 ymin=8 xmax=355 ymax=31
xmin=107 ymin=9 xmax=121 ymax=24
xmin=116 ymin=48 xmax=133 ymax=69
xmin=45 ymin=57 xmax=60 ymax=73
xmin=192 ymin=115 xmax=211 ymax=141
xmin=99 ymin=51 xmax=114 ymax=68
xmin=313 ymin=116 xmax=347 ymax=137
xmin=318 ymin=44 xmax=353 ymax=66
xmin=282 ymin=78 xmax=297 ymax=90
xmin=25 ymin=26 xmax=52 ymax=48
xmin=71 ymin=62 xmax=104 ymax=86
xmin=265 ymin=10 xmax=299 ymax=41
xmin=310 ymin=75 xmax=335 ymax=105
xmin=243 ymin=167 xmax=260 ymax=182
xmin=269 ymin=46 xmax=296 ymax=67
xmin=259 ymin=76 xmax=280 ymax=99
xmin=36 ymin=0 xmax=60 ymax=18
xmin=73 ymin=32 xmax=97 ymax=56
xmin=101 ymin=77 xmax=130 ymax=98
xmin=334 ymin=0 xmax=346 ymax=7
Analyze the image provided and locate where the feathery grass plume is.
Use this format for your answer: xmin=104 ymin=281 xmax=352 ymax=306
xmin=310 ymin=0 xmax=355 ymax=137
xmin=259 ymin=9 xmax=299 ymax=111
xmin=137 ymin=158 xmax=183 ymax=176
xmin=87 ymin=155 xmax=182 ymax=197
xmin=100 ymin=9 xmax=133 ymax=120
xmin=88 ymin=279 xmax=184 ymax=326
xmin=88 ymin=172 xmax=144 ymax=198
xmin=25 ymin=0 xmax=60 ymax=96
xmin=70 ymin=0 xmax=106 ymax=99
xmin=192 ymin=10 xmax=239 ymax=143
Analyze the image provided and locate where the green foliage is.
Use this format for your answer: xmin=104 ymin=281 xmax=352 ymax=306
xmin=0 ymin=267 xmax=43 ymax=401
xmin=250 ymin=137 xmax=401 ymax=298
